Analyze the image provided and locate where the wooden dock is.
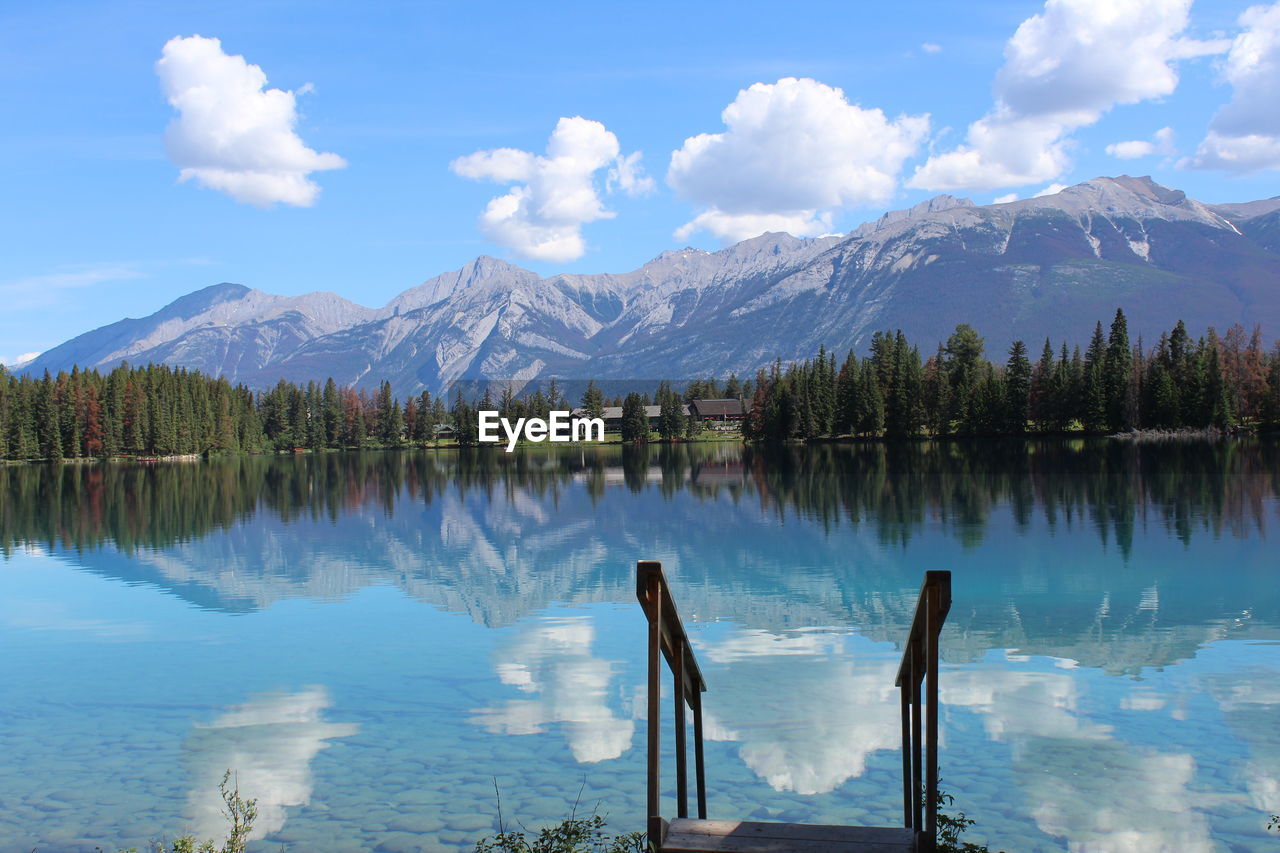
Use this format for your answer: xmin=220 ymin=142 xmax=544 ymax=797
xmin=636 ymin=562 xmax=951 ymax=853
xmin=660 ymin=819 xmax=915 ymax=852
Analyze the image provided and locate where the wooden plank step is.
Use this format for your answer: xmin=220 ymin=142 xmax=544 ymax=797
xmin=661 ymin=819 xmax=915 ymax=853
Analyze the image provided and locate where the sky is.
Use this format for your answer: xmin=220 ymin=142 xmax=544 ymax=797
xmin=3 ymin=0 xmax=1280 ymax=366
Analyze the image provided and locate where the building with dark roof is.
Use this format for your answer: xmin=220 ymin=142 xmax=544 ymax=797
xmin=689 ymin=398 xmax=745 ymax=421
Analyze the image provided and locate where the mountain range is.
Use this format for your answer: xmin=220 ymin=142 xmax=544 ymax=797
xmin=23 ymin=175 xmax=1280 ymax=396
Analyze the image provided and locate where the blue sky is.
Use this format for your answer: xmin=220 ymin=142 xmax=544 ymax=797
xmin=3 ymin=0 xmax=1279 ymax=365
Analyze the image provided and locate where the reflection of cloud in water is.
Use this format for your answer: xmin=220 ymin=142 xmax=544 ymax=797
xmin=1024 ymin=743 xmax=1211 ymax=853
xmin=473 ymin=617 xmax=634 ymax=763
xmin=1202 ymin=672 xmax=1280 ymax=815
xmin=943 ymin=669 xmax=1110 ymax=746
xmin=948 ymin=662 xmax=1212 ymax=852
xmin=184 ymin=687 xmax=358 ymax=841
xmin=697 ymin=627 xmax=899 ymax=795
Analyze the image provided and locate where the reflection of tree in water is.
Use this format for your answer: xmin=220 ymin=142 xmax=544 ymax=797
xmin=2 ymin=440 xmax=1277 ymax=557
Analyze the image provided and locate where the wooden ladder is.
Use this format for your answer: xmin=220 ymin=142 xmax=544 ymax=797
xmin=636 ymin=562 xmax=951 ymax=853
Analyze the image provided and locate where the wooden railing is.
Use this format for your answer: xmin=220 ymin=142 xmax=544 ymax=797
xmin=894 ymin=570 xmax=952 ymax=853
xmin=636 ymin=560 xmax=709 ymax=846
xmin=637 ymin=563 xmax=950 ymax=853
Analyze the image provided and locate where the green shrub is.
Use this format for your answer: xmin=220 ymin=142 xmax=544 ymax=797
xmin=473 ymin=812 xmax=644 ymax=853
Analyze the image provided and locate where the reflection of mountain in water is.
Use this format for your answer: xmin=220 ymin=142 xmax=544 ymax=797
xmin=2 ymin=440 xmax=1277 ymax=675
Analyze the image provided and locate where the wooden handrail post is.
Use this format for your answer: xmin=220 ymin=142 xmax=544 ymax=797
xmin=673 ymin=636 xmax=688 ymax=819
xmin=911 ymin=670 xmax=923 ymax=833
xmin=645 ymin=566 xmax=662 ymax=843
xmin=636 ymin=560 xmax=710 ymax=848
xmin=895 ymin=571 xmax=952 ymax=848
xmin=692 ymin=688 xmax=707 ymax=820
xmin=925 ymin=585 xmax=940 ymax=844
xmin=900 ymin=663 xmax=912 ymax=828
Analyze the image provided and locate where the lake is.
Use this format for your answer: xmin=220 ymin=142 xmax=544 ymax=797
xmin=1 ymin=440 xmax=1277 ymax=852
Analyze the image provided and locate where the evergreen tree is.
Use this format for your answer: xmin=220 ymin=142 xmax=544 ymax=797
xmin=1082 ymin=322 xmax=1107 ymax=432
xmin=376 ymin=380 xmax=403 ymax=446
xmin=452 ymin=390 xmax=478 ymax=446
xmin=1004 ymin=340 xmax=1031 ymax=434
xmin=1104 ymin=309 xmax=1133 ymax=431
xmin=656 ymin=381 xmax=685 ymax=440
xmin=322 ymin=378 xmax=342 ymax=447
xmin=620 ymin=392 xmax=649 ymax=442
xmin=857 ymin=360 xmax=884 ymax=436
xmin=835 ymin=351 xmax=859 ymax=435
xmin=580 ymin=381 xmax=605 ymax=421
xmin=944 ymin=324 xmax=984 ymax=431
xmin=37 ymin=371 xmax=62 ymax=460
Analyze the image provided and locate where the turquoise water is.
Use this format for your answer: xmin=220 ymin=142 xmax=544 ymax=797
xmin=0 ymin=441 xmax=1276 ymax=852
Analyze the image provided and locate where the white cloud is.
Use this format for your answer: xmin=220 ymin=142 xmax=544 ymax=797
xmin=910 ymin=0 xmax=1227 ymax=191
xmin=156 ymin=35 xmax=346 ymax=207
xmin=993 ymin=192 xmax=1020 ymax=204
xmin=668 ymin=77 xmax=929 ymax=244
xmin=922 ymin=42 xmax=943 ymax=54
xmin=606 ymin=151 xmax=656 ymax=196
xmin=1107 ymin=126 xmax=1176 ymax=159
xmin=452 ymin=117 xmax=647 ymax=262
xmin=2 ymin=352 xmax=40 ymax=369
xmin=673 ymin=209 xmax=833 ymax=243
xmin=1108 ymin=139 xmax=1156 ymax=159
xmin=1185 ymin=2 xmax=1280 ymax=172
xmin=1034 ymin=182 xmax=1069 ymax=197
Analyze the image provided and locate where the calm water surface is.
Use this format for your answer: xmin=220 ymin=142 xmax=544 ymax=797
xmin=1 ymin=440 xmax=1277 ymax=852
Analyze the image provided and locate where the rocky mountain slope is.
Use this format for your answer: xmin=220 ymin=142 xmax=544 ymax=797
xmin=25 ymin=176 xmax=1280 ymax=395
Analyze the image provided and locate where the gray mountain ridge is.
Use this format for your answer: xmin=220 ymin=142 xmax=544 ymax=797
xmin=24 ymin=175 xmax=1280 ymax=396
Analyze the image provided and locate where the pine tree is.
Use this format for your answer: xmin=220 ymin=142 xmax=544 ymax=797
xmin=1005 ymin=340 xmax=1031 ymax=434
xmin=580 ymin=381 xmax=605 ymax=421
xmin=858 ymin=360 xmax=884 ymax=436
xmin=657 ymin=381 xmax=685 ymax=440
xmin=944 ymin=324 xmax=984 ymax=432
xmin=452 ymin=390 xmax=478 ymax=446
xmin=37 ymin=371 xmax=62 ymax=461
xmin=1104 ymin=309 xmax=1132 ymax=431
xmin=620 ymin=392 xmax=649 ymax=442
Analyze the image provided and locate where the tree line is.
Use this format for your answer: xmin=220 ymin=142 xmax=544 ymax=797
xmin=2 ymin=310 xmax=1278 ymax=460
xmin=740 ymin=311 xmax=1280 ymax=442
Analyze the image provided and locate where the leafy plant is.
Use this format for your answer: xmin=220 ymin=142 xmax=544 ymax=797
xmin=473 ymin=813 xmax=644 ymax=853
xmin=474 ymin=781 xmax=644 ymax=853
xmin=111 ymin=771 xmax=258 ymax=853
xmin=936 ymin=787 xmax=996 ymax=853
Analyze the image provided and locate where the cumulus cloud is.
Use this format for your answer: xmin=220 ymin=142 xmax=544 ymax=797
xmin=451 ymin=117 xmax=649 ymax=263
xmin=157 ymin=35 xmax=346 ymax=207
xmin=910 ymin=0 xmax=1227 ymax=191
xmin=1033 ymin=182 xmax=1069 ymax=197
xmin=668 ymin=77 xmax=929 ymax=243
xmin=1107 ymin=126 xmax=1176 ymax=159
xmin=1184 ymin=2 xmax=1280 ymax=172
xmin=993 ymin=192 xmax=1019 ymax=204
